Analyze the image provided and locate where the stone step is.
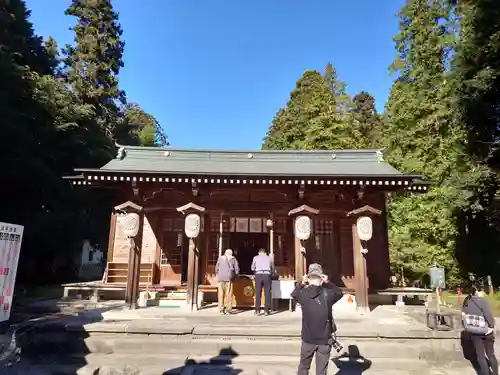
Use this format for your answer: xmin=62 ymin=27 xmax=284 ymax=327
xmin=7 ymin=353 xmax=478 ymax=375
xmin=23 ymin=333 xmax=466 ymax=362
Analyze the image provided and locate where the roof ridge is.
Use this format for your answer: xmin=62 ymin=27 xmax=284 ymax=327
xmin=115 ymin=143 xmax=384 ymax=154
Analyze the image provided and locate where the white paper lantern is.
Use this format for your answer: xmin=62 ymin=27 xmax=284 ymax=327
xmin=123 ymin=213 xmax=140 ymax=237
xmin=295 ymin=216 xmax=311 ymax=241
xmin=357 ymin=216 xmax=373 ymax=241
xmin=185 ymin=213 xmax=201 ymax=238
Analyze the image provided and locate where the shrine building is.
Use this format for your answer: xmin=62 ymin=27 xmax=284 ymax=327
xmin=65 ymin=145 xmax=429 ymax=311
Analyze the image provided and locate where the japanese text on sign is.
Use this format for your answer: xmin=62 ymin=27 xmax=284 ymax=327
xmin=0 ymin=222 xmax=24 ymax=322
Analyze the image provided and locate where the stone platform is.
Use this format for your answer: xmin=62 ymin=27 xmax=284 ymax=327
xmin=6 ymin=303 xmax=491 ymax=374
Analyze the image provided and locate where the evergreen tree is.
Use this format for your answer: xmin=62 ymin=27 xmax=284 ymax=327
xmin=450 ymin=0 xmax=500 ymax=280
xmin=63 ymin=0 xmax=125 ymax=151
xmin=0 ymin=0 xmax=95 ymax=282
xmin=263 ymin=69 xmax=360 ymax=150
xmin=116 ymin=103 xmax=169 ymax=146
xmin=323 ymin=62 xmax=353 ymax=116
xmin=384 ymin=0 xmax=469 ymax=284
xmin=352 ymin=91 xmax=382 ymax=148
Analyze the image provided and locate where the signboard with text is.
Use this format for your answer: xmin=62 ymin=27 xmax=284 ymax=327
xmin=0 ymin=222 xmax=24 ymax=322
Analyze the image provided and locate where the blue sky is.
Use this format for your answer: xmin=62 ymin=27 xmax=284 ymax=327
xmin=26 ymin=0 xmax=404 ymax=150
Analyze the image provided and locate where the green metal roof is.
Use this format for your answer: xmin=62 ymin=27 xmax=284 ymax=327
xmin=74 ymin=144 xmax=418 ymax=178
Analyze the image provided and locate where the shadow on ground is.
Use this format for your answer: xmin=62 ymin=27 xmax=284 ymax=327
xmin=163 ymin=347 xmax=242 ymax=375
xmin=332 ymin=345 xmax=372 ymax=375
xmin=1 ymin=304 xmax=116 ymax=374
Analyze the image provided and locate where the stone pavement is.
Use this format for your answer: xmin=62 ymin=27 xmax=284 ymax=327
xmin=72 ymin=304 xmax=460 ymax=339
xmin=4 ymin=303 xmax=491 ymax=374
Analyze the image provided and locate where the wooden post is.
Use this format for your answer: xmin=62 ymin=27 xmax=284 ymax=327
xmin=346 ymin=205 xmax=382 ymax=314
xmin=268 ymin=215 xmax=274 ymax=257
xmin=177 ymin=202 xmax=206 ymax=312
xmin=107 ymin=213 xmax=117 ymax=262
xmin=218 ymin=212 xmax=223 ymax=257
xmin=114 ymin=200 xmax=144 ymax=310
xmin=351 ymin=223 xmax=368 ymax=313
xmin=186 ymin=238 xmax=199 ymax=310
xmin=288 ymin=205 xmax=320 ymax=283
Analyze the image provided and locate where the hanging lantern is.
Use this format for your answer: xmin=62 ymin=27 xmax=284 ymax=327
xmin=357 ymin=216 xmax=373 ymax=241
xmin=184 ymin=213 xmax=201 ymax=238
xmin=295 ymin=216 xmax=311 ymax=240
xmin=123 ymin=213 xmax=140 ymax=237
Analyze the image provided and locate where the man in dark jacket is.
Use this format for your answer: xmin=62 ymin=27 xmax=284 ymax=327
xmin=291 ymin=264 xmax=343 ymax=375
xmin=462 ymin=289 xmax=498 ymax=375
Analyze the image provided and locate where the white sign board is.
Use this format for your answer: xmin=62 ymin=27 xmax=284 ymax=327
xmin=0 ymin=222 xmax=24 ymax=322
xmin=271 ymin=280 xmax=296 ymax=299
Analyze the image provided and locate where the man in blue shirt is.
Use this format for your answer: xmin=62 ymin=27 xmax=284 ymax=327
xmin=251 ymin=248 xmax=273 ymax=315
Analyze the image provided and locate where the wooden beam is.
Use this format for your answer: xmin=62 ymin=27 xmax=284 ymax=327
xmin=114 ymin=200 xmax=143 ymax=212
xmin=288 ymin=204 xmax=320 ymax=216
xmin=346 ymin=205 xmax=382 ymax=217
xmin=176 ymin=202 xmax=206 ymax=214
xmin=107 ymin=213 xmax=117 ymax=264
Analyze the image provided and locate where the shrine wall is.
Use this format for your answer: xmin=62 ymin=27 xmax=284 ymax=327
xmin=111 ymin=214 xmax=158 ymax=264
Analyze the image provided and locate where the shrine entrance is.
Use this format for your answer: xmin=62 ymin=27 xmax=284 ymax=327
xmin=225 ymin=217 xmax=269 ymax=308
xmin=229 ymin=232 xmax=268 ymax=274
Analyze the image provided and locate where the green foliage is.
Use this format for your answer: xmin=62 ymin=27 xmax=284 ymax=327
xmin=388 ymin=188 xmax=461 ymax=286
xmin=263 ymin=66 xmax=365 ymax=150
xmin=1 ymin=0 xmax=167 ymax=283
xmin=352 ymin=91 xmax=382 ymax=148
xmin=117 ymin=103 xmax=169 ymax=146
xmin=383 ymin=0 xmax=467 ymax=285
xmin=384 ymin=0 xmax=500 ymax=286
xmin=448 ymin=0 xmax=500 ymax=281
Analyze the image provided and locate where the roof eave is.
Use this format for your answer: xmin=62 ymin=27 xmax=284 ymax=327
xmin=73 ymin=168 xmax=422 ymax=179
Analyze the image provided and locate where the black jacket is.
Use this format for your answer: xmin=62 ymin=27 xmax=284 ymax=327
xmin=291 ymin=281 xmax=343 ymax=345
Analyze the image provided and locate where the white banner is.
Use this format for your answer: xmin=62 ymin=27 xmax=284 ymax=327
xmin=0 ymin=222 xmax=24 ymax=322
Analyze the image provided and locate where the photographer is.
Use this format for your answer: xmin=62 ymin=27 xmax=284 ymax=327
xmin=291 ymin=264 xmax=343 ymax=375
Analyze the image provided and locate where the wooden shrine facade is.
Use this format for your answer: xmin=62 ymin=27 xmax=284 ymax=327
xmin=65 ymin=145 xmax=429 ymax=311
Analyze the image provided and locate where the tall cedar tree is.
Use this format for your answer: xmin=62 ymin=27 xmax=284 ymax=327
xmin=0 ymin=0 xmax=98 ymax=282
xmin=450 ymin=0 xmax=500 ymax=279
xmin=384 ymin=0 xmax=469 ymax=284
xmin=323 ymin=63 xmax=352 ymax=115
xmin=263 ymin=69 xmax=360 ymax=150
xmin=116 ymin=103 xmax=169 ymax=146
xmin=352 ymin=91 xmax=382 ymax=148
xmin=63 ymin=0 xmax=125 ymax=160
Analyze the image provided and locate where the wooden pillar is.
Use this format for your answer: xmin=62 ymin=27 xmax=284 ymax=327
xmin=114 ymin=200 xmax=144 ymax=310
xmin=107 ymin=213 xmax=117 ymax=262
xmin=351 ymin=223 xmax=367 ymax=312
xmin=177 ymin=202 xmax=206 ymax=312
xmin=126 ymin=214 xmax=143 ymax=309
xmin=332 ymin=218 xmax=341 ymax=283
xmin=346 ymin=205 xmax=382 ymax=314
xmin=288 ymin=204 xmax=320 ymax=282
xmin=186 ymin=238 xmax=199 ymax=310
xmin=294 ymin=234 xmax=305 ymax=281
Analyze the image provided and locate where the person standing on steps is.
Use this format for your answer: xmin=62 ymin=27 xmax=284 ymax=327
xmin=251 ymin=248 xmax=273 ymax=316
xmin=215 ymin=248 xmax=239 ymax=315
xmin=291 ymin=264 xmax=343 ymax=375
xmin=462 ymin=288 xmax=498 ymax=375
